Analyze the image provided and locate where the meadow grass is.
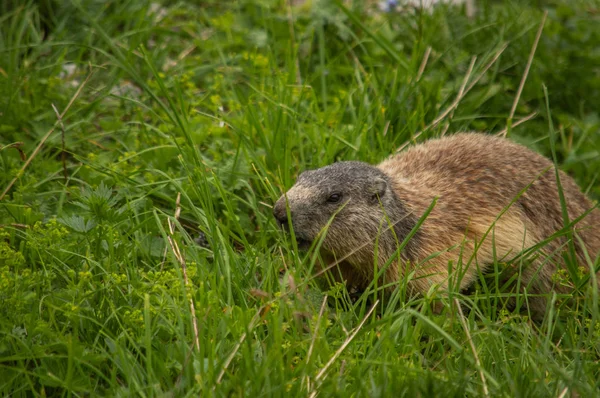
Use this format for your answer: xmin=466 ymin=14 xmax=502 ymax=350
xmin=1 ymin=0 xmax=600 ymax=396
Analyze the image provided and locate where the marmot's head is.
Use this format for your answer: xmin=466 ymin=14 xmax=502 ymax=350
xmin=273 ymin=161 xmax=401 ymax=258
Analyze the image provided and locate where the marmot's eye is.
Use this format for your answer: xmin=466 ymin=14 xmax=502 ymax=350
xmin=327 ymin=193 xmax=342 ymax=203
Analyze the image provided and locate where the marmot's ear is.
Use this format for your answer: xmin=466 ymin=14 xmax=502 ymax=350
xmin=370 ymin=177 xmax=387 ymax=203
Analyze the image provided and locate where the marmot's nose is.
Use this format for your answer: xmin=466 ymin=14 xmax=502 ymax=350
xmin=273 ymin=201 xmax=289 ymax=228
xmin=275 ymin=213 xmax=288 ymax=228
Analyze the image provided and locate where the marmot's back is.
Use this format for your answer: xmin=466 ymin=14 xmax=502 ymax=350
xmin=379 ymin=133 xmax=600 ymax=249
xmin=378 ymin=133 xmax=600 ymax=309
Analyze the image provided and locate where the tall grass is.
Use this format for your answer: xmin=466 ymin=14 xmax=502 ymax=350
xmin=1 ymin=0 xmax=599 ymax=395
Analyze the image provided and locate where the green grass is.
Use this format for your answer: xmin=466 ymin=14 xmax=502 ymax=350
xmin=1 ymin=0 xmax=600 ymax=395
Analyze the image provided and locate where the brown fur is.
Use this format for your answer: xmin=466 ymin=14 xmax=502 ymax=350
xmin=274 ymin=133 xmax=600 ymax=317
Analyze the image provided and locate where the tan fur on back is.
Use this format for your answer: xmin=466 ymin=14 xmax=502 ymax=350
xmin=378 ymin=133 xmax=600 ymax=312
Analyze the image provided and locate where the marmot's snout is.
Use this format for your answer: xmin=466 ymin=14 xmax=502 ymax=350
xmin=272 ymin=199 xmax=289 ymax=228
xmin=273 ymin=196 xmax=314 ymax=247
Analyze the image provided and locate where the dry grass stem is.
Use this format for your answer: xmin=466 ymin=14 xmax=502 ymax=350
xmin=416 ymin=46 xmax=432 ymax=81
xmin=303 ymin=295 xmax=329 ymax=392
xmin=216 ymin=311 xmax=262 ymax=385
xmin=497 ymin=112 xmax=538 ymax=137
xmin=306 ymin=295 xmax=328 ymax=365
xmin=309 ymin=300 xmax=379 ymax=398
xmin=508 ymin=11 xmax=548 ymax=122
xmin=399 ymin=44 xmax=507 ymax=152
xmin=51 ymin=104 xmax=68 ymax=182
xmin=454 ymin=298 xmax=489 ymax=398
xmin=0 ymin=68 xmax=94 ymax=201
xmin=287 ymin=0 xmax=302 ymax=85
xmin=557 ymin=387 xmax=569 ymax=398
xmin=0 ymin=142 xmax=26 ymax=161
xmin=382 ymin=120 xmax=391 ymax=136
xmin=441 ymin=56 xmax=477 ymax=136
xmin=167 ymin=192 xmax=200 ymax=352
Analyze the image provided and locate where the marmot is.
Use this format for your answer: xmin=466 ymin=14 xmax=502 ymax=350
xmin=273 ymin=133 xmax=600 ymax=316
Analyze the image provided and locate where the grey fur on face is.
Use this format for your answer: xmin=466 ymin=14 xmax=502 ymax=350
xmin=276 ymin=163 xmax=377 ymax=238
xmin=273 ymin=161 xmax=418 ymax=257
